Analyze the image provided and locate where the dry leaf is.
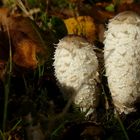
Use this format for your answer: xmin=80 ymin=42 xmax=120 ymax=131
xmin=79 ymin=4 xmax=114 ymax=24
xmin=81 ymin=125 xmax=104 ymax=139
xmin=117 ymin=3 xmax=140 ymax=15
xmin=64 ymin=16 xmax=96 ymax=43
xmin=114 ymin=0 xmax=134 ymax=4
xmin=11 ymin=31 xmax=38 ymax=69
xmin=0 ymin=8 xmax=49 ymax=69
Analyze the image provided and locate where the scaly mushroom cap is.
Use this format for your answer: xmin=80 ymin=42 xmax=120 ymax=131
xmin=104 ymin=11 xmax=140 ymax=114
xmin=54 ymin=35 xmax=99 ymax=115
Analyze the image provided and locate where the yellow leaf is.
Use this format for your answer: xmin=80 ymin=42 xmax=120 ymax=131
xmin=64 ymin=16 xmax=96 ymax=43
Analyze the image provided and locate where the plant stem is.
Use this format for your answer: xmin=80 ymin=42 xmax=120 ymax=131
xmin=116 ymin=111 xmax=130 ymax=140
xmin=2 ymin=75 xmax=11 ymax=133
xmin=2 ymin=23 xmax=12 ymax=133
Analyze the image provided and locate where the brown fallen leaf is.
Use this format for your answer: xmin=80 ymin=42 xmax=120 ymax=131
xmin=79 ymin=3 xmax=115 ymax=24
xmin=61 ymin=122 xmax=105 ymax=140
xmin=0 ymin=7 xmax=51 ymax=69
xmin=81 ymin=125 xmax=105 ymax=140
xmin=117 ymin=3 xmax=140 ymax=15
xmin=114 ymin=0 xmax=134 ymax=4
xmin=11 ymin=31 xmax=38 ymax=69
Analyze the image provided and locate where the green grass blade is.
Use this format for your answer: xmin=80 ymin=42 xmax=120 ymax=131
xmin=116 ymin=112 xmax=130 ymax=140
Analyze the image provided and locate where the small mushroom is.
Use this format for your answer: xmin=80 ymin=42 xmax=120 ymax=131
xmin=104 ymin=11 xmax=140 ymax=114
xmin=53 ymin=35 xmax=99 ymax=116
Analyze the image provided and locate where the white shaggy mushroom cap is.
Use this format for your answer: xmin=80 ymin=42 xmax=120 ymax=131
xmin=104 ymin=11 xmax=140 ymax=114
xmin=53 ymin=35 xmax=99 ymax=115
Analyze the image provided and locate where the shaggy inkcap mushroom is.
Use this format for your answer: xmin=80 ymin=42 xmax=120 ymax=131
xmin=53 ymin=35 xmax=99 ymax=116
xmin=104 ymin=11 xmax=140 ymax=114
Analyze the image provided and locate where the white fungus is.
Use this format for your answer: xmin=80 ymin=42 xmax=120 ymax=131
xmin=53 ymin=35 xmax=99 ymax=116
xmin=104 ymin=11 xmax=140 ymax=114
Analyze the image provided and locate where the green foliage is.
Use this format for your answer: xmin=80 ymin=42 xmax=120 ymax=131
xmin=2 ymin=0 xmax=15 ymax=6
xmin=27 ymin=0 xmax=47 ymax=11
xmin=128 ymin=118 xmax=140 ymax=133
xmin=0 ymin=119 xmax=22 ymax=140
xmin=27 ymin=0 xmax=37 ymax=6
xmin=40 ymin=13 xmax=67 ymax=39
xmin=105 ymin=4 xmax=115 ymax=12
xmin=51 ymin=0 xmax=69 ymax=8
xmin=49 ymin=16 xmax=68 ymax=39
